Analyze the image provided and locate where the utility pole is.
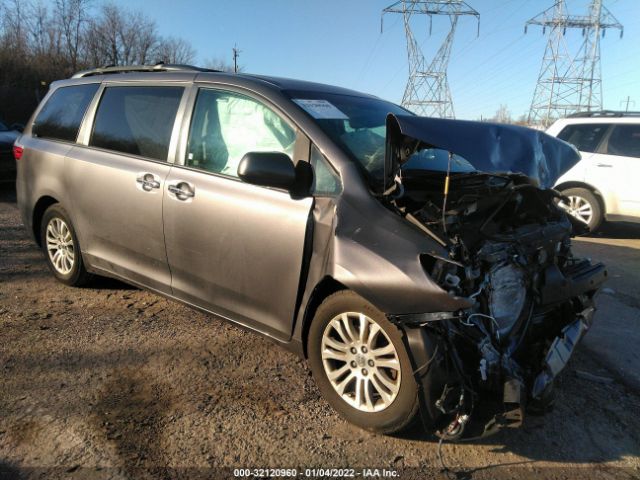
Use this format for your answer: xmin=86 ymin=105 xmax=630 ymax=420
xmin=620 ymin=96 xmax=635 ymax=112
xmin=382 ymin=1 xmax=479 ymax=119
xmin=526 ymin=0 xmax=623 ymax=127
xmin=232 ymin=44 xmax=241 ymax=73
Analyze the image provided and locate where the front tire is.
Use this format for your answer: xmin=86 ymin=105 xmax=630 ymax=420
xmin=308 ymin=290 xmax=419 ymax=434
xmin=560 ymin=187 xmax=603 ymax=232
xmin=40 ymin=204 xmax=92 ymax=287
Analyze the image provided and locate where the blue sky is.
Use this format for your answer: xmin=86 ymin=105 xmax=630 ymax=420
xmin=109 ymin=0 xmax=639 ymax=120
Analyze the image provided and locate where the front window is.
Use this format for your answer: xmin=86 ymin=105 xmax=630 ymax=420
xmin=0 ymin=121 xmax=8 ymax=132
xmin=310 ymin=144 xmax=341 ymax=195
xmin=186 ymin=89 xmax=296 ymax=178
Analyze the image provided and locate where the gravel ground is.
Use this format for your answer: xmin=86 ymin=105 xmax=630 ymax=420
xmin=1 ymin=184 xmax=639 ymax=480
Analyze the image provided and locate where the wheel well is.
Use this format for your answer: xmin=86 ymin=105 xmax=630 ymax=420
xmin=32 ymin=196 xmax=59 ymax=246
xmin=555 ymin=181 xmax=606 ymax=213
xmin=300 ymin=276 xmax=346 ymax=358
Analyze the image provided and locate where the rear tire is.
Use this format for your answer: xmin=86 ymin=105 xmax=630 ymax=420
xmin=40 ymin=204 xmax=92 ymax=287
xmin=560 ymin=187 xmax=603 ymax=232
xmin=308 ymin=290 xmax=419 ymax=434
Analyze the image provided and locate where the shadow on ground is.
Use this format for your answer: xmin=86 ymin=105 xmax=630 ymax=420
xmin=0 ymin=461 xmax=23 ymax=480
xmin=0 ymin=183 xmax=16 ymax=203
xmin=587 ymin=221 xmax=640 ymax=240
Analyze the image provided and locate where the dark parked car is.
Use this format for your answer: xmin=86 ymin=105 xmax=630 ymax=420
xmin=15 ymin=64 xmax=606 ymax=440
xmin=0 ymin=119 xmax=22 ymax=182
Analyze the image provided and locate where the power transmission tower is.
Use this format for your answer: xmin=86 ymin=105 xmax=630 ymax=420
xmin=382 ymin=1 xmax=479 ymax=118
xmin=526 ymin=0 xmax=623 ymax=127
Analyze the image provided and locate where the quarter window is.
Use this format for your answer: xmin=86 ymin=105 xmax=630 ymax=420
xmin=310 ymin=145 xmax=341 ymax=195
xmin=32 ymin=84 xmax=99 ymax=142
xmin=556 ymin=123 xmax=609 ymax=153
xmin=186 ymin=89 xmax=296 ymax=177
xmin=604 ymin=124 xmax=640 ymax=158
xmin=90 ymin=86 xmax=184 ymax=161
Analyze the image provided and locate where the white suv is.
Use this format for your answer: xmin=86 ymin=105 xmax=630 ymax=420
xmin=547 ymin=112 xmax=640 ymax=231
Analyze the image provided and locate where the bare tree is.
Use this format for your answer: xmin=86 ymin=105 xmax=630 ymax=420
xmin=514 ymin=113 xmax=529 ymax=126
xmin=203 ymin=57 xmax=236 ymax=73
xmin=136 ymin=26 xmax=158 ymax=65
xmin=0 ymin=0 xmax=29 ymax=54
xmin=96 ymin=3 xmax=122 ymax=65
xmin=0 ymin=0 xmax=198 ymax=123
xmin=55 ymin=0 xmax=91 ymax=72
xmin=155 ymin=36 xmax=195 ymax=64
xmin=492 ymin=104 xmax=512 ymax=124
xmin=82 ymin=3 xmax=190 ymax=67
xmin=117 ymin=10 xmax=153 ymax=64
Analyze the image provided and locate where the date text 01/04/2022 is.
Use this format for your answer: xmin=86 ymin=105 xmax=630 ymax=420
xmin=233 ymin=468 xmax=399 ymax=478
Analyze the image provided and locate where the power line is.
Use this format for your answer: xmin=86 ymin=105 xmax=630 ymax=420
xmin=355 ymin=14 xmax=403 ymax=88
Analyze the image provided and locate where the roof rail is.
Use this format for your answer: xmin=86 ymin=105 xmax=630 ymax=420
xmin=71 ymin=63 xmax=221 ymax=78
xmin=567 ymin=110 xmax=640 ymax=118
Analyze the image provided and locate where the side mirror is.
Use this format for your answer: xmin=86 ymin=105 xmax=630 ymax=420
xmin=10 ymin=123 xmax=24 ymax=133
xmin=237 ymin=151 xmax=297 ymax=190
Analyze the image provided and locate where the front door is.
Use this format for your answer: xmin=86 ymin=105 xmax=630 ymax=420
xmin=163 ymin=87 xmax=313 ymax=339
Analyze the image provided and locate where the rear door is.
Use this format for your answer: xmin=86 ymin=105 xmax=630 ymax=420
xmin=596 ymin=123 xmax=640 ymax=217
xmin=66 ymin=83 xmax=187 ymax=292
xmin=163 ymin=87 xmax=313 ymax=340
xmin=17 ymin=83 xmax=99 ymax=227
xmin=555 ymin=123 xmax=621 ymax=211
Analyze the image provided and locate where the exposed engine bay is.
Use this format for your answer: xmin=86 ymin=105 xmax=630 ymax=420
xmin=385 ymin=155 xmax=607 ymax=439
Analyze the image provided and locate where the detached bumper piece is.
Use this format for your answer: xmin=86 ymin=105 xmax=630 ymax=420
xmin=532 ymin=305 xmax=595 ymax=399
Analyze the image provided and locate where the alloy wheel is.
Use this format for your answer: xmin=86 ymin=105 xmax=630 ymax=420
xmin=45 ymin=217 xmax=75 ymax=275
xmin=321 ymin=312 xmax=401 ymax=412
xmin=560 ymin=195 xmax=593 ymax=225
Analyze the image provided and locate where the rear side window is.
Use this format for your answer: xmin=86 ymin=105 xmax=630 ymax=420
xmin=556 ymin=123 xmax=609 ymax=153
xmin=604 ymin=124 xmax=640 ymax=158
xmin=32 ymin=84 xmax=99 ymax=142
xmin=90 ymin=86 xmax=184 ymax=161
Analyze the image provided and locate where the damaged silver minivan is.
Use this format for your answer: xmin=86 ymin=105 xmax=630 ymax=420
xmin=15 ymin=65 xmax=607 ymax=440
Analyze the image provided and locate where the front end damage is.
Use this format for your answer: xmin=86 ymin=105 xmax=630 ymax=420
xmin=383 ymin=115 xmax=607 ymax=439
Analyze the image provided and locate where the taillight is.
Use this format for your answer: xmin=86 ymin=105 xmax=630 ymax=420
xmin=13 ymin=146 xmax=23 ymax=160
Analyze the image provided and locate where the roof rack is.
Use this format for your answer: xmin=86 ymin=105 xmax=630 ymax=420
xmin=71 ymin=63 xmax=221 ymax=78
xmin=567 ymin=110 xmax=640 ymax=118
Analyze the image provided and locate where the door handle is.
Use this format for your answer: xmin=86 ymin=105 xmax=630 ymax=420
xmin=136 ymin=173 xmax=161 ymax=190
xmin=168 ymin=182 xmax=195 ymax=200
xmin=596 ymin=163 xmax=613 ymax=168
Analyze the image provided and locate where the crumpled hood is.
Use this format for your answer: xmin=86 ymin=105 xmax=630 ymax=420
xmin=0 ymin=130 xmax=19 ymax=148
xmin=386 ymin=114 xmax=581 ymax=189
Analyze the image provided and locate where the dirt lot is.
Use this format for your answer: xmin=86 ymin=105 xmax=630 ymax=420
xmin=1 ymin=184 xmax=639 ymax=480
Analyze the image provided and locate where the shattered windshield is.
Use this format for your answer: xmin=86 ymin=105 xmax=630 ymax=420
xmin=287 ymin=91 xmax=475 ymax=181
